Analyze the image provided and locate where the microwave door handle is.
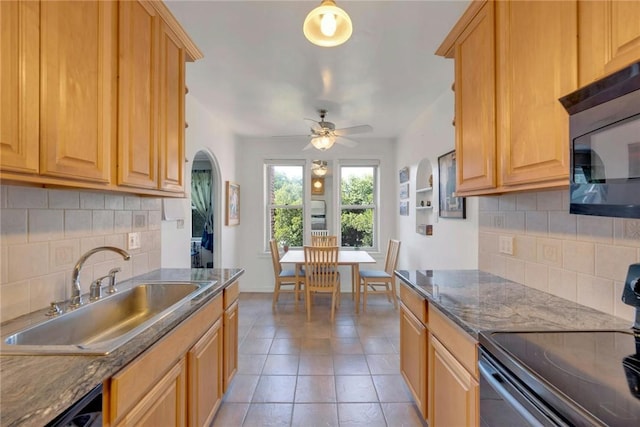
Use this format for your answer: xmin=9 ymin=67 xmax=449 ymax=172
xmin=479 ymin=358 xmax=567 ymax=427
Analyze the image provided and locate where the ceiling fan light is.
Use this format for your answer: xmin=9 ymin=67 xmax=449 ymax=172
xmin=312 ymin=160 xmax=328 ymax=176
xmin=311 ymin=135 xmax=336 ymax=151
xmin=303 ymin=0 xmax=352 ymax=47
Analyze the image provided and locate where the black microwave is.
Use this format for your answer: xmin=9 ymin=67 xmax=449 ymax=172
xmin=560 ymin=61 xmax=640 ymax=219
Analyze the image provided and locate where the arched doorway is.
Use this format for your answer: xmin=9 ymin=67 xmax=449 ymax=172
xmin=190 ymin=150 xmax=222 ymax=268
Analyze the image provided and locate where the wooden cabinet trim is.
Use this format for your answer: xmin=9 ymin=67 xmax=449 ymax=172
xmin=399 ymin=283 xmax=428 ymax=324
xmin=223 ymin=281 xmax=240 ymax=308
xmin=148 ymin=0 xmax=203 ymax=61
xmin=223 ymin=300 xmax=239 ymax=390
xmin=399 ymin=302 xmax=428 ymax=419
xmin=435 ymin=0 xmax=488 ymax=58
xmin=428 ymin=305 xmax=478 ymax=378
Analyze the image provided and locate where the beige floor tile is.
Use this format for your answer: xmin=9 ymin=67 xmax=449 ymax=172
xmin=332 ymin=324 xmax=359 ymax=338
xmin=331 ymin=338 xmax=364 ymax=355
xmin=298 ymin=354 xmax=334 ymax=375
xmin=247 ymin=325 xmax=278 ymax=339
xmin=335 ymin=376 xmax=379 ymax=403
xmin=252 ymin=375 xmax=297 ymax=403
xmin=240 ymin=338 xmax=273 ymax=354
xmin=337 ymin=403 xmax=387 ymax=427
xmin=291 ymin=403 xmax=339 ymax=427
xmin=243 ymin=403 xmax=293 ymax=426
xmin=372 ymin=375 xmax=413 ymax=403
xmin=361 ymin=337 xmax=395 ymax=354
xmin=366 ymin=354 xmax=400 ymax=375
xmin=301 ymin=338 xmax=332 ymax=354
xmin=238 ymin=354 xmax=267 ymax=375
xmin=262 ymin=354 xmax=300 ymax=375
xmin=269 ymin=338 xmax=302 ymax=354
xmin=333 ymin=354 xmax=370 ymax=375
xmin=380 ymin=402 xmax=427 ymax=427
xmin=294 ymin=375 xmax=337 ymax=403
xmin=211 ymin=402 xmax=249 ymax=427
xmin=223 ymin=374 xmax=260 ymax=403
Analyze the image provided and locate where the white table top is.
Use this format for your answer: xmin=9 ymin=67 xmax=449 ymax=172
xmin=280 ymin=249 xmax=376 ymax=265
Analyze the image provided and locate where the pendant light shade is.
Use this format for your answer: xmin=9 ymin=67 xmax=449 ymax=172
xmin=303 ymin=0 xmax=353 ymax=47
xmin=311 ymin=134 xmax=336 ymax=150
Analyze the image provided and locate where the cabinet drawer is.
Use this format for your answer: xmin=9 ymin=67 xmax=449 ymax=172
xmin=429 ymin=305 xmax=478 ymax=378
xmin=224 ymin=281 xmax=239 ymax=308
xmin=399 ymin=283 xmax=427 ymax=324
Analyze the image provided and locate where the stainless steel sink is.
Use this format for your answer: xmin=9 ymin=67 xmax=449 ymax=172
xmin=1 ymin=281 xmax=215 ymax=355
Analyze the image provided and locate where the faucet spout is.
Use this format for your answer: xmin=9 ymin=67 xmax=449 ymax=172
xmin=70 ymin=246 xmax=131 ymax=308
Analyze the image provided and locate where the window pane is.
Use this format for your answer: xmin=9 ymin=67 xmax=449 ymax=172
xmin=341 ymin=167 xmax=373 ymax=205
xmin=341 ymin=208 xmax=373 ymax=247
xmin=269 ymin=165 xmax=303 ymax=205
xmin=192 ymin=208 xmax=205 ymax=237
xmin=270 ymin=208 xmax=303 ymax=246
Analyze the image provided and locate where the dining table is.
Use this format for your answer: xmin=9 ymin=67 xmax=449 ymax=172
xmin=279 ymin=249 xmax=377 ymax=314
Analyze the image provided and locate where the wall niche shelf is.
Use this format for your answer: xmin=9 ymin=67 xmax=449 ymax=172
xmin=415 ymin=158 xmax=434 ymax=236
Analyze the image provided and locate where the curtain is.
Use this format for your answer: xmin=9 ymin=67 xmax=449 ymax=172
xmin=191 ymin=170 xmax=214 ymax=251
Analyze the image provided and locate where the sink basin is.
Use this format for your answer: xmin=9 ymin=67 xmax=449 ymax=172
xmin=1 ymin=281 xmax=215 ymax=355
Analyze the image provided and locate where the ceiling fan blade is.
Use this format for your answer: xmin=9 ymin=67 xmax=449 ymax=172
xmin=335 ymin=136 xmax=359 ymax=148
xmin=304 ymin=118 xmax=322 ymax=132
xmin=302 ymin=141 xmax=314 ymax=151
xmin=334 ymin=125 xmax=373 ymax=136
xmin=271 ymin=134 xmax=310 ymax=138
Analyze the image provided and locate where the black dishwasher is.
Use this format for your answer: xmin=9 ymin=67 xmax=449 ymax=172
xmin=45 ymin=384 xmax=102 ymax=427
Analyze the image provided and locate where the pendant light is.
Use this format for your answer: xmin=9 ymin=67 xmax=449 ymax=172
xmin=310 ymin=134 xmax=336 ymax=151
xmin=312 ymin=160 xmax=328 ymax=176
xmin=303 ymin=0 xmax=353 ymax=47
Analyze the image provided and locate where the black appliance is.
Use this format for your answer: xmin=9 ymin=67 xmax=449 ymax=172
xmin=45 ymin=384 xmax=102 ymax=427
xmin=478 ymin=264 xmax=640 ymax=426
xmin=559 ymin=61 xmax=640 ymax=219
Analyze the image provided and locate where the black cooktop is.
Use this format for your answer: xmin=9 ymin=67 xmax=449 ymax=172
xmin=481 ymin=330 xmax=640 ymax=426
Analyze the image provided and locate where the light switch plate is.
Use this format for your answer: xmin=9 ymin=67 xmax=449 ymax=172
xmin=127 ymin=232 xmax=141 ymax=250
xmin=499 ymin=235 xmax=514 ymax=255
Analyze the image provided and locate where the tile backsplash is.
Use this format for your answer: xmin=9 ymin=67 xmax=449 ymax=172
xmin=0 ymin=185 xmax=162 ymax=322
xmin=479 ymin=189 xmax=639 ymax=323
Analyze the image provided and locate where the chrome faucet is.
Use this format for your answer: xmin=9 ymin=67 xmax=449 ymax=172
xmin=70 ymin=246 xmax=131 ymax=308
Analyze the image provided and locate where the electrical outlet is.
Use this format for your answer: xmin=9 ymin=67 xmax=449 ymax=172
xmin=127 ymin=232 xmax=141 ymax=250
xmin=499 ymin=235 xmax=514 ymax=255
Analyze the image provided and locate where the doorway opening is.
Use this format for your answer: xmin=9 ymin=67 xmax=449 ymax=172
xmin=191 ymin=150 xmax=221 ymax=268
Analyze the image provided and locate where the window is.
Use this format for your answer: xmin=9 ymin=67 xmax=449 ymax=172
xmin=266 ymin=163 xmax=304 ymax=248
xmin=340 ymin=164 xmax=377 ymax=249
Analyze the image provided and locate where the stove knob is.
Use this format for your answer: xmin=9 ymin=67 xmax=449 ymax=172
xmin=633 ymin=277 xmax=640 ymax=295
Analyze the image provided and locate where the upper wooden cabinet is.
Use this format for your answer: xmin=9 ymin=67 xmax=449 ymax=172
xmin=437 ymin=0 xmax=578 ymax=196
xmin=0 ymin=0 xmax=202 ymax=196
xmin=578 ymin=0 xmax=640 ymax=86
xmin=0 ymin=0 xmax=39 ymax=174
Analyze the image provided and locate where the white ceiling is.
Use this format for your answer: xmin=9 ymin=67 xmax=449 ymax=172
xmin=166 ymin=0 xmax=469 ymax=141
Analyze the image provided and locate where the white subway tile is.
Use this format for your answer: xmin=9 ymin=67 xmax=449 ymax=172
xmin=614 ymin=219 xmax=640 ymax=248
xmin=524 ymin=262 xmax=548 ymax=292
xmin=148 ymin=210 xmax=162 ymax=230
xmin=505 ymin=258 xmax=525 ymax=284
xmin=516 ymin=193 xmax=536 ymax=211
xmin=29 ymin=210 xmax=64 ymax=242
xmin=30 ymin=272 xmax=66 ymax=313
xmin=114 ymin=211 xmax=132 ymax=233
xmin=498 ymin=195 xmax=516 ymax=211
xmin=124 ymin=196 xmax=141 ymax=211
xmin=80 ymin=237 xmax=106 ymax=265
xmin=514 ymin=235 xmax=536 ymax=261
xmin=133 ymin=212 xmax=148 ymax=231
xmin=478 ymin=212 xmax=493 ymax=231
xmin=0 ymin=185 xmax=7 ymax=208
xmin=536 ymin=238 xmax=563 ymax=267
xmin=595 ymin=244 xmax=637 ymax=281
xmin=560 ymin=189 xmax=570 ymax=211
xmin=49 ymin=240 xmax=80 ymax=272
xmin=489 ymin=253 xmax=506 ymax=278
xmin=104 ymin=194 xmax=124 ymax=210
xmin=132 ymin=253 xmax=149 ymax=276
xmin=64 ymin=210 xmax=92 ymax=238
xmin=479 ymin=252 xmax=491 ymax=272
xmin=505 ymin=211 xmax=525 ymax=233
xmin=48 ymin=189 xmax=79 ymax=209
xmin=536 ymin=191 xmax=563 ymax=211
xmin=104 ymin=234 xmax=126 ymax=253
xmin=479 ymin=197 xmax=500 ymax=212
xmin=576 ymin=274 xmax=614 ymax=315
xmin=549 ymin=212 xmax=577 ymax=240
xmin=80 ymin=192 xmax=104 ymax=209
xmin=1 ymin=209 xmax=28 ymax=245
xmin=1 ymin=245 xmax=8 ymax=283
xmin=577 ymin=215 xmax=613 ymax=244
xmin=149 ymin=250 xmax=161 ymax=271
xmin=563 ymin=240 xmax=595 ymax=275
xmin=548 ymin=267 xmax=577 ymax=302
xmin=525 ymin=211 xmax=548 ymax=236
xmin=479 ymin=232 xmax=499 ymax=254
xmin=92 ymin=211 xmax=114 ymax=235
xmin=8 ymin=242 xmax=49 ymax=282
xmin=0 ymin=281 xmax=30 ymax=322
xmin=141 ymin=198 xmax=161 ymax=211
xmin=7 ymin=186 xmax=47 ymax=208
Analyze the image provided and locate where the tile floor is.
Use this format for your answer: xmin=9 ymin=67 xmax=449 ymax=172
xmin=211 ymin=292 xmax=427 ymax=427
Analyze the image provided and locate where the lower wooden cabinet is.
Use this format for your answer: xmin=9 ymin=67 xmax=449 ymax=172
xmin=188 ymin=318 xmax=223 ymax=427
xmin=400 ymin=302 xmax=428 ymax=418
xmin=223 ymin=299 xmax=239 ymax=390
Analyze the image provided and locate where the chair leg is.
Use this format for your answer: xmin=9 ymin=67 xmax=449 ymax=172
xmin=330 ymin=291 xmax=336 ymax=322
xmin=391 ymin=279 xmax=398 ymax=309
xmin=272 ymin=281 xmax=279 ymax=310
xmin=306 ymin=287 xmax=312 ymax=322
xmin=362 ymin=279 xmax=368 ymax=313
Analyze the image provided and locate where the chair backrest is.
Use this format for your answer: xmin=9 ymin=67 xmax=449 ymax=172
xmin=304 ymin=245 xmax=339 ymax=290
xmin=311 ymin=235 xmax=337 ymax=246
xmin=384 ymin=239 xmax=401 ymax=275
xmin=269 ymin=239 xmax=282 ymax=276
xmin=311 ymin=230 xmax=329 ymax=237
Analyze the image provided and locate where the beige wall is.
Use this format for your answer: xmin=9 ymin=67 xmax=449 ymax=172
xmin=0 ymin=185 xmax=162 ymax=322
xmin=478 ymin=189 xmax=639 ymax=322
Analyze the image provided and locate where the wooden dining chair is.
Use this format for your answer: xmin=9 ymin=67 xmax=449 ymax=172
xmin=303 ymin=245 xmax=340 ymax=322
xmin=310 ymin=230 xmax=329 ymax=237
xmin=359 ymin=239 xmax=401 ymax=311
xmin=269 ymin=239 xmax=304 ymax=309
xmin=311 ymin=235 xmax=337 ymax=246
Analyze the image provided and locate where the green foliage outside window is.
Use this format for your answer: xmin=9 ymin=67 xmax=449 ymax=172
xmin=341 ymin=172 xmax=374 ymax=247
xmin=270 ymin=167 xmax=303 ymax=247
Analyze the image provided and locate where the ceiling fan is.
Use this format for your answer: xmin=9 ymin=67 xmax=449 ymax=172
xmin=276 ymin=109 xmax=373 ymax=151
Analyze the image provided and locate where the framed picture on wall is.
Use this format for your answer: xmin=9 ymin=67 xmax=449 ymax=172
xmin=438 ymin=150 xmax=466 ymax=219
xmin=225 ymin=181 xmax=240 ymax=226
xmin=399 ymin=167 xmax=409 ymax=183
xmin=400 ymin=200 xmax=409 ymax=216
xmin=399 ymin=182 xmax=409 ymax=199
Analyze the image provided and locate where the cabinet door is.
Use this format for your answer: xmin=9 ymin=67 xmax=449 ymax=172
xmin=118 ymin=0 xmax=159 ymax=189
xmin=158 ymin=20 xmax=186 ymax=192
xmin=496 ymin=0 xmax=576 ymax=187
xmin=40 ymin=0 xmax=116 ymax=182
xmin=223 ymin=300 xmax=239 ymax=391
xmin=428 ymin=336 xmax=479 ymax=427
xmin=188 ymin=318 xmax=223 ymax=427
xmin=399 ymin=303 xmax=428 ymax=419
xmin=0 ymin=0 xmax=39 ymax=174
xmin=579 ymin=0 xmax=640 ymax=85
xmin=454 ymin=1 xmax=496 ymax=193
xmin=115 ymin=358 xmax=187 ymax=427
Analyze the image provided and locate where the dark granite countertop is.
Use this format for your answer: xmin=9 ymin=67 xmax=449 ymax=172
xmin=395 ymin=269 xmax=631 ymax=339
xmin=0 ymin=268 xmax=244 ymax=427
